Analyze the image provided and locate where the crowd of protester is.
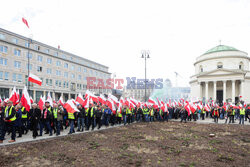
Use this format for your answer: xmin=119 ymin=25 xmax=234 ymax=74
xmin=0 ymin=100 xmax=249 ymax=143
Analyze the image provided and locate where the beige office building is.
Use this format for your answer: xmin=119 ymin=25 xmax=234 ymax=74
xmin=0 ymin=28 xmax=111 ymax=102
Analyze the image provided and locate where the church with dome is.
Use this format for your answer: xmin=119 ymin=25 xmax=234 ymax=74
xmin=190 ymin=45 xmax=250 ymax=104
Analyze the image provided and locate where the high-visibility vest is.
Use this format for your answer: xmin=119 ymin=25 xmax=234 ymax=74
xmin=159 ymin=109 xmax=163 ymax=116
xmin=5 ymin=106 xmax=16 ymax=121
xmin=53 ymin=108 xmax=58 ymax=119
xmin=68 ymin=112 xmax=75 ymax=119
xmin=21 ymin=107 xmax=27 ymax=119
xmin=240 ymin=109 xmax=245 ymax=115
xmin=150 ymin=109 xmax=154 ymax=116
xmin=143 ymin=109 xmax=147 ymax=115
xmin=232 ymin=110 xmax=235 ymax=116
xmin=126 ymin=108 xmax=131 ymax=115
xmin=117 ymin=110 xmax=122 ymax=117
xmin=86 ymin=108 xmax=89 ymax=116
xmin=90 ymin=108 xmax=94 ymax=117
xmin=202 ymin=108 xmax=205 ymax=114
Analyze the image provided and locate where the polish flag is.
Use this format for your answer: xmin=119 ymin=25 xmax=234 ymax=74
xmin=108 ymin=93 xmax=119 ymax=104
xmin=30 ymin=97 xmax=34 ymax=104
xmin=58 ymin=96 xmax=64 ymax=106
xmin=107 ymin=97 xmax=116 ymax=113
xmin=38 ymin=95 xmax=45 ymax=111
xmin=0 ymin=96 xmax=2 ymax=103
xmin=204 ymin=104 xmax=211 ymax=112
xmin=190 ymin=103 xmax=197 ymax=114
xmin=9 ymin=86 xmax=19 ymax=105
xmin=76 ymin=93 xmax=85 ymax=106
xmin=20 ymin=86 xmax=31 ymax=111
xmin=148 ymin=97 xmax=156 ymax=104
xmin=16 ymin=90 xmax=20 ymax=103
xmin=157 ymin=98 xmax=161 ymax=106
xmin=117 ymin=102 xmax=122 ymax=114
xmin=184 ymin=104 xmax=191 ymax=116
xmin=22 ymin=17 xmax=29 ymax=28
xmin=64 ymin=99 xmax=79 ymax=113
xmin=83 ymin=96 xmax=90 ymax=109
xmin=130 ymin=97 xmax=138 ymax=106
xmin=28 ymin=73 xmax=42 ymax=86
xmin=120 ymin=97 xmax=125 ymax=105
xmin=47 ymin=92 xmax=53 ymax=106
xmin=98 ymin=94 xmax=106 ymax=105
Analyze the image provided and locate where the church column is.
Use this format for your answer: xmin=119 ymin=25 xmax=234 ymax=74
xmin=240 ymin=80 xmax=244 ymax=99
xmin=213 ymin=81 xmax=217 ymax=102
xmin=205 ymin=81 xmax=208 ymax=102
xmin=223 ymin=81 xmax=226 ymax=102
xmin=232 ymin=80 xmax=235 ymax=104
xmin=199 ymin=82 xmax=203 ymax=100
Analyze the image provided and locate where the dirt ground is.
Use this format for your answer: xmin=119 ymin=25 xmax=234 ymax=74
xmin=0 ymin=122 xmax=249 ymax=167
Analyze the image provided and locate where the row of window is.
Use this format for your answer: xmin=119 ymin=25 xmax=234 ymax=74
xmin=0 ymin=56 xmax=108 ymax=78
xmin=0 ymin=71 xmax=22 ymax=82
xmin=200 ymin=62 xmax=245 ymax=72
xmin=0 ymin=33 xmax=107 ymax=71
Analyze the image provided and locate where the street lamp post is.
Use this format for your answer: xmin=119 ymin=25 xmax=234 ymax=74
xmin=141 ymin=50 xmax=150 ymax=102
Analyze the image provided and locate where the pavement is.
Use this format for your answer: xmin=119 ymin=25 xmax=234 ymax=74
xmin=1 ymin=117 xmax=249 ymax=146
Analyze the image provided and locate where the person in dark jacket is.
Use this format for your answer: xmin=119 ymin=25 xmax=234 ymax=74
xmin=77 ymin=104 xmax=85 ymax=132
xmin=0 ymin=104 xmax=5 ymax=143
xmin=180 ymin=108 xmax=187 ymax=123
xmin=3 ymin=100 xmax=17 ymax=143
xmin=40 ymin=101 xmax=53 ymax=136
xmin=29 ymin=103 xmax=41 ymax=139
xmin=95 ymin=105 xmax=102 ymax=129
xmin=15 ymin=104 xmax=22 ymax=138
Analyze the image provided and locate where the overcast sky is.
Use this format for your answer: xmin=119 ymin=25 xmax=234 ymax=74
xmin=1 ymin=0 xmax=250 ymax=87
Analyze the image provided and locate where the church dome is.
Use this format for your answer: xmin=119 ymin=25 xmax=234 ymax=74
xmin=203 ymin=45 xmax=239 ymax=55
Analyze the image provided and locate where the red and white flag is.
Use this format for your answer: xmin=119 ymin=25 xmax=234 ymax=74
xmin=22 ymin=17 xmax=29 ymax=28
xmin=30 ymin=97 xmax=34 ymax=104
xmin=9 ymin=86 xmax=19 ymax=105
xmin=38 ymin=95 xmax=45 ymax=111
xmin=76 ymin=93 xmax=85 ymax=106
xmin=148 ymin=97 xmax=156 ymax=104
xmin=20 ymin=86 xmax=31 ymax=111
xmin=58 ymin=95 xmax=64 ymax=106
xmin=98 ymin=94 xmax=106 ymax=105
xmin=64 ymin=99 xmax=79 ymax=113
xmin=28 ymin=73 xmax=42 ymax=86
xmin=47 ymin=92 xmax=53 ymax=106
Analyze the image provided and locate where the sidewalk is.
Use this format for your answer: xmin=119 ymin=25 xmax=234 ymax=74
xmin=0 ymin=123 xmax=124 ymax=146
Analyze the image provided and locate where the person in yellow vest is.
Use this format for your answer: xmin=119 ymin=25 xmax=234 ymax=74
xmin=201 ymin=108 xmax=206 ymax=120
xmin=86 ymin=103 xmax=96 ymax=131
xmin=239 ymin=107 xmax=245 ymax=125
xmin=20 ymin=104 xmax=28 ymax=135
xmin=230 ymin=108 xmax=236 ymax=123
xmin=149 ymin=107 xmax=154 ymax=122
xmin=116 ymin=107 xmax=122 ymax=124
xmin=3 ymin=100 xmax=17 ymax=143
xmin=126 ymin=106 xmax=132 ymax=124
xmin=68 ymin=108 xmax=76 ymax=134
xmin=53 ymin=103 xmax=60 ymax=136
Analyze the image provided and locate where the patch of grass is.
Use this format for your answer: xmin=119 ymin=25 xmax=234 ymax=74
xmin=216 ymin=155 xmax=234 ymax=162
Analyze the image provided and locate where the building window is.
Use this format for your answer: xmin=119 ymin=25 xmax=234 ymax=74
xmin=12 ymin=38 xmax=18 ymax=44
xmin=64 ymin=63 xmax=68 ymax=68
xmin=37 ymin=66 xmax=42 ymax=72
xmin=4 ymin=72 xmax=9 ymax=80
xmin=27 ymin=64 xmax=32 ymax=70
xmin=26 ymin=52 xmax=32 ymax=59
xmin=14 ymin=61 xmax=21 ymax=68
xmin=71 ymin=74 xmax=75 ymax=79
xmin=64 ymin=72 xmax=68 ymax=78
xmin=54 ymin=52 xmax=58 ymax=57
xmin=18 ymin=74 xmax=22 ymax=82
xmin=71 ymin=65 xmax=75 ymax=70
xmin=12 ymin=73 xmax=17 ymax=82
xmin=0 ymin=34 xmax=5 ymax=40
xmin=56 ymin=70 xmax=61 ymax=76
xmin=55 ymin=80 xmax=58 ymax=86
xmin=44 ymin=49 xmax=49 ymax=54
xmin=14 ymin=49 xmax=21 ymax=56
xmin=47 ymin=58 xmax=52 ymax=64
xmin=37 ymin=55 xmax=43 ymax=62
xmin=25 ymin=42 xmax=29 ymax=48
xmin=56 ymin=60 xmax=61 ymax=66
xmin=46 ymin=79 xmax=53 ymax=86
xmin=83 ymin=77 xmax=87 ymax=81
xmin=58 ymin=81 xmax=61 ymax=87
xmin=0 ymin=71 xmax=3 ymax=80
xmin=47 ymin=68 xmax=52 ymax=74
xmin=84 ymin=68 xmax=87 ymax=73
xmin=239 ymin=62 xmax=244 ymax=70
xmin=0 ymin=45 xmax=8 ymax=53
xmin=0 ymin=57 xmax=7 ymax=66
xmin=35 ymin=45 xmax=40 ymax=50
xmin=78 ymin=75 xmax=81 ymax=80
xmin=78 ymin=67 xmax=81 ymax=72
xmin=217 ymin=62 xmax=223 ymax=69
xmin=62 ymin=55 xmax=66 ymax=59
